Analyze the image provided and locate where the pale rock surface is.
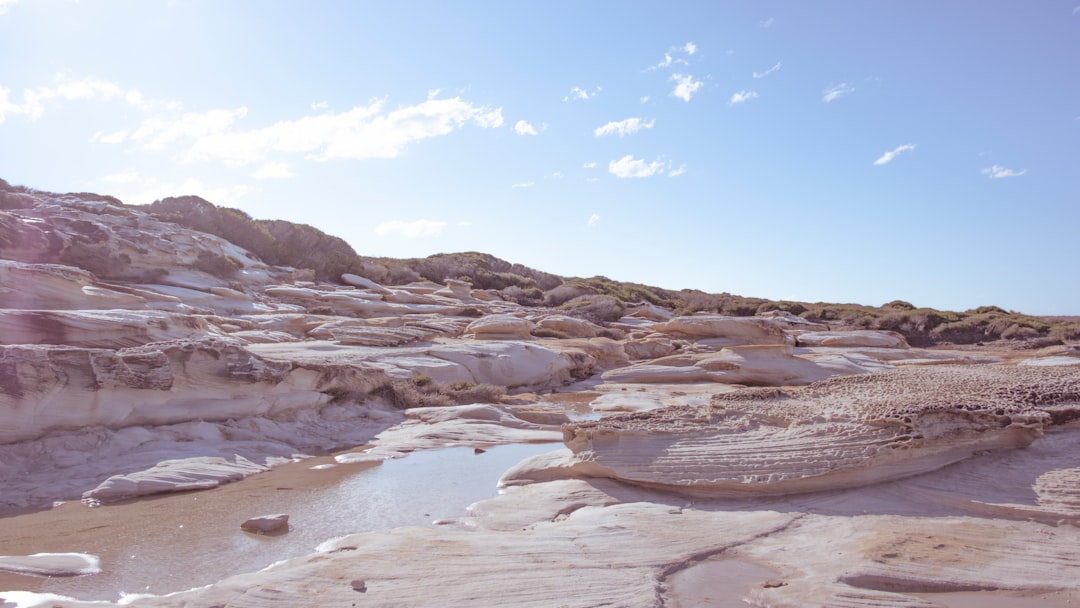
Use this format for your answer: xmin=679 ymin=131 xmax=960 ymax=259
xmin=364 ymin=404 xmax=565 ymax=455
xmin=623 ymin=301 xmax=674 ymax=321
xmin=0 ymin=338 xmax=387 ymax=444
xmin=602 ymin=344 xmax=884 ymax=385
xmin=535 ymin=314 xmax=601 ymax=338
xmin=0 ymin=309 xmax=222 ymax=348
xmin=0 ymin=261 xmax=148 ymax=310
xmin=755 ymin=309 xmax=830 ymax=331
xmin=513 ymin=365 xmax=1079 ymax=496
xmin=796 ymin=329 xmax=910 ymax=348
xmin=652 ymin=314 xmax=793 ymax=346
xmin=340 ymin=273 xmax=390 ymax=293
xmin=464 ymin=313 xmax=535 ymax=339
xmin=433 ymin=278 xmax=474 ymax=300
xmin=623 ymin=336 xmax=678 ymax=360
xmin=0 ymin=552 xmax=101 ymax=577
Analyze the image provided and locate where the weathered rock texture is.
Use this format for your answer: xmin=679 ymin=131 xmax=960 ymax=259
xmin=506 ymin=365 xmax=1080 ymax=496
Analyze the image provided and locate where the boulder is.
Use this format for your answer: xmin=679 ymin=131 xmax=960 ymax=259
xmin=652 ymin=315 xmax=792 ymax=346
xmin=535 ymin=315 xmax=601 ymax=338
xmin=240 ymin=513 xmax=290 ymax=534
xmin=795 ymin=330 xmax=909 ymax=349
xmin=465 ymin=314 xmax=535 ymax=340
xmin=341 ymin=273 xmax=391 ymax=293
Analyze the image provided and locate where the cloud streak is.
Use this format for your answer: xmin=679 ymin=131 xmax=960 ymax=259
xmin=375 ymin=219 xmax=447 ymax=238
xmin=873 ymin=143 xmax=916 ymax=165
xmin=823 ymin=82 xmax=855 ymax=103
xmin=594 ymin=117 xmax=654 ymax=137
xmin=514 ymin=120 xmax=538 ymax=135
xmin=981 ymin=165 xmax=1027 ymax=179
xmin=752 ymin=62 xmax=782 ymax=79
xmin=133 ymin=94 xmax=503 ymax=165
xmin=564 ymin=86 xmax=601 ymax=102
xmin=730 ymin=90 xmax=758 ymax=105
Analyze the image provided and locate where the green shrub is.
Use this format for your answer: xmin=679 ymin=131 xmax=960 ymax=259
xmin=559 ymin=294 xmax=625 ymax=324
xmin=193 ymin=250 xmax=240 ymax=278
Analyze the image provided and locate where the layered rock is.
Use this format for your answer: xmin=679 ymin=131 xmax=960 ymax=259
xmin=506 ymin=365 xmax=1080 ymax=496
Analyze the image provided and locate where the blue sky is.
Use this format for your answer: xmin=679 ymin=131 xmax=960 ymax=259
xmin=1 ymin=1 xmax=1078 ymax=315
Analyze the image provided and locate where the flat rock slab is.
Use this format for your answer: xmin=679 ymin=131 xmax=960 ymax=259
xmin=0 ymin=552 xmax=101 ymax=577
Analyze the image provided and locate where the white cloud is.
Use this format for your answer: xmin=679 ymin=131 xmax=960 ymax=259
xmin=668 ymin=164 xmax=687 ymax=177
xmin=981 ymin=165 xmax=1027 ymax=179
xmin=730 ymin=90 xmax=758 ymax=105
xmin=1 ymin=75 xmax=159 ymax=123
xmin=106 ymin=176 xmax=250 ymax=207
xmin=587 ymin=213 xmax=601 ymax=227
xmin=760 ymin=16 xmax=775 ymax=28
xmin=583 ymin=162 xmax=597 ymax=169
xmin=640 ymin=95 xmax=650 ymax=104
xmin=134 ymin=95 xmax=503 ymax=165
xmin=564 ymin=86 xmax=601 ymax=102
xmin=311 ymin=100 xmax=329 ymax=111
xmin=511 ymin=181 xmax=535 ymax=189
xmin=375 ymin=219 xmax=447 ymax=238
xmin=608 ymin=155 xmax=664 ymax=178
xmin=594 ymin=117 xmax=655 ymax=137
xmin=671 ymin=74 xmax=703 ymax=102
xmin=251 ymin=162 xmax=295 ymax=180
xmin=514 ymin=119 xmax=538 ymax=135
xmin=647 ymin=42 xmax=697 ymax=71
xmin=873 ymin=143 xmax=916 ymax=166
xmin=90 ymin=129 xmax=129 ymax=144
xmin=1074 ymin=5 xmax=1080 ymax=14
xmin=823 ymin=82 xmax=855 ymax=103
xmin=101 ymin=171 xmax=140 ymax=184
xmin=753 ymin=62 xmax=782 ymax=79
xmin=0 ymin=0 xmax=16 ymax=15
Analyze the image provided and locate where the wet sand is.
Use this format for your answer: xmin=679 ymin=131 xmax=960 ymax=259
xmin=0 ymin=443 xmax=557 ymax=601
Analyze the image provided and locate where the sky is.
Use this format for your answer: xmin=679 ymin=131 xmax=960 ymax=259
xmin=1 ymin=1 xmax=1078 ymax=315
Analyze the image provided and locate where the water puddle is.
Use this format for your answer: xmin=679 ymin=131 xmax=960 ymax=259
xmin=0 ymin=442 xmax=558 ymax=601
xmin=665 ymin=558 xmax=779 ymax=607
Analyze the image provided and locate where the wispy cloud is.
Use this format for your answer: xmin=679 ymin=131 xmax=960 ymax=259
xmin=511 ymin=181 xmax=535 ymax=189
xmin=873 ymin=143 xmax=916 ymax=166
xmin=311 ymin=100 xmax=329 ymax=111
xmin=0 ymin=74 xmax=173 ymax=124
xmin=752 ymin=62 xmax=782 ymax=79
xmin=564 ymin=86 xmax=601 ymax=102
xmin=130 ymin=94 xmax=504 ymax=165
xmin=823 ymin=82 xmax=855 ymax=103
xmin=583 ymin=162 xmax=598 ymax=169
xmin=760 ymin=16 xmax=775 ymax=28
xmin=608 ymin=155 xmax=665 ymax=178
xmin=587 ymin=213 xmax=601 ymax=227
xmin=594 ymin=117 xmax=655 ymax=137
xmin=90 ymin=129 xmax=129 ymax=144
xmin=981 ymin=165 xmax=1027 ymax=179
xmin=671 ymin=74 xmax=703 ymax=102
xmin=640 ymin=95 xmax=650 ymax=104
xmin=514 ymin=120 xmax=538 ymax=135
xmin=729 ymin=90 xmax=758 ymax=105
xmin=0 ymin=0 xmax=16 ymax=15
xmin=251 ymin=162 xmax=295 ymax=180
xmin=668 ymin=164 xmax=687 ymax=177
xmin=375 ymin=219 xmax=447 ymax=238
xmin=647 ymin=42 xmax=697 ymax=71
xmin=101 ymin=170 xmax=140 ymax=184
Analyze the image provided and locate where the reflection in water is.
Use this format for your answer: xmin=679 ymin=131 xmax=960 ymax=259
xmin=0 ymin=443 xmax=558 ymax=601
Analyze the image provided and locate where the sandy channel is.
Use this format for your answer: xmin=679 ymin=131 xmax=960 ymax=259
xmin=0 ymin=442 xmax=557 ymax=601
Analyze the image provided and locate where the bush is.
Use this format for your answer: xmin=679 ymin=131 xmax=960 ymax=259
xmin=193 ymin=250 xmax=240 ymax=278
xmin=559 ymin=294 xmax=625 ymax=324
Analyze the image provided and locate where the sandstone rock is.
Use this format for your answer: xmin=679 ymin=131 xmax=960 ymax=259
xmin=602 ymin=344 xmax=883 ymax=386
xmin=86 ymin=456 xmax=270 ymax=502
xmin=795 ymin=330 xmax=909 ymax=349
xmin=433 ymin=278 xmax=473 ymax=300
xmin=755 ymin=309 xmax=829 ymax=331
xmin=0 ymin=309 xmax=221 ymax=348
xmin=535 ymin=315 xmax=601 ymax=338
xmin=623 ymin=301 xmax=674 ymax=322
xmin=465 ymin=314 xmax=535 ymax=339
xmin=0 ymin=552 xmax=101 ymax=577
xmin=240 ymin=513 xmax=290 ymax=534
xmin=623 ymin=337 xmax=678 ymax=360
xmin=652 ymin=315 xmax=793 ymax=346
xmin=0 ymin=260 xmax=148 ymax=310
xmin=341 ymin=273 xmax=390 ymax=293
xmin=528 ymin=365 xmax=1078 ymax=497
